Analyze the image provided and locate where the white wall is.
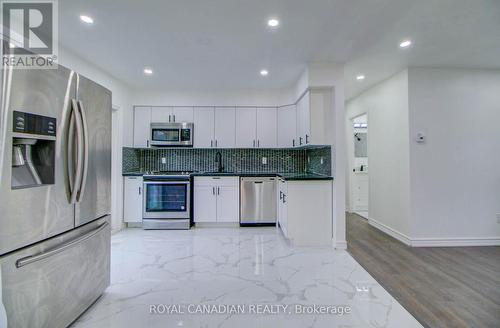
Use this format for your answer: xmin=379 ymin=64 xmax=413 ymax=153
xmin=408 ymin=68 xmax=500 ymax=244
xmin=346 ymin=70 xmax=412 ymax=239
xmin=58 ymin=47 xmax=132 ymax=233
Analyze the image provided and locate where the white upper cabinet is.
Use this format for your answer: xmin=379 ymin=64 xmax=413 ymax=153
xmin=235 ymin=107 xmax=257 ymax=148
xmin=214 ymin=107 xmax=236 ymax=148
xmin=296 ymin=91 xmax=311 ymax=147
xmin=151 ymin=106 xmax=194 ymax=123
xmin=193 ymin=107 xmax=215 ymax=148
xmin=172 ymin=107 xmax=194 ymax=123
xmin=256 ymin=107 xmax=277 ymax=148
xmin=133 ymin=106 xmax=151 ymax=147
xmin=132 ymin=88 xmax=330 ymax=149
xmin=278 ymin=105 xmax=297 ymax=148
xmin=151 ymin=107 xmax=171 ymax=123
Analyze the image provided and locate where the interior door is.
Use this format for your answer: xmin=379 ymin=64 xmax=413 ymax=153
xmin=235 ymin=107 xmax=256 ymax=147
xmin=214 ymin=107 xmax=236 ymax=148
xmin=0 ymin=65 xmax=76 ymax=256
xmin=193 ymin=107 xmax=215 ymax=148
xmin=74 ymin=75 xmax=112 ymax=227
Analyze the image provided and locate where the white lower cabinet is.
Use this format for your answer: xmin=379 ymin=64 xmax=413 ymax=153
xmin=277 ymin=178 xmax=288 ymax=237
xmin=194 ymin=177 xmax=239 ymax=223
xmin=123 ymin=176 xmax=143 ymax=223
xmin=193 ymin=185 xmax=217 ymax=222
xmin=280 ymin=180 xmax=332 ymax=246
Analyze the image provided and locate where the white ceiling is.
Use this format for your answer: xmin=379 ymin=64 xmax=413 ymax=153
xmin=59 ymin=0 xmax=500 ymax=99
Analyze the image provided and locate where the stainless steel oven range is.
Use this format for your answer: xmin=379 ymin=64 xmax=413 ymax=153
xmin=142 ymin=172 xmax=191 ymax=229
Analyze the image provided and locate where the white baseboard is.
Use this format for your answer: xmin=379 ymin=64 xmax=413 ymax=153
xmin=335 ymin=240 xmax=347 ymax=250
xmin=411 ymin=237 xmax=500 ymax=247
xmin=367 ymin=217 xmax=500 ymax=247
xmin=367 ymin=217 xmax=412 ymax=246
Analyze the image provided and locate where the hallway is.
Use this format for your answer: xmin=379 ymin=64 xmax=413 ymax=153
xmin=346 ymin=213 xmax=500 ymax=328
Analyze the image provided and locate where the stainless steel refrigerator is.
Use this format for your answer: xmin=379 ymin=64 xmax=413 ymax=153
xmin=0 ymin=57 xmax=112 ymax=327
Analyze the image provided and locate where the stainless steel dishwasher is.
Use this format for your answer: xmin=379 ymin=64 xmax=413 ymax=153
xmin=240 ymin=177 xmax=277 ymax=225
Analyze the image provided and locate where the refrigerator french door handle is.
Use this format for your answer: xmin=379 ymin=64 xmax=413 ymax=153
xmin=15 ymin=222 xmax=109 ymax=268
xmin=67 ymin=102 xmax=76 ymax=194
xmin=70 ymin=99 xmax=84 ymax=204
xmin=77 ymin=100 xmax=89 ymax=202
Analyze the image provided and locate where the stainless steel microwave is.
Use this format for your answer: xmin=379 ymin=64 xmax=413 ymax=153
xmin=150 ymin=122 xmax=194 ymax=147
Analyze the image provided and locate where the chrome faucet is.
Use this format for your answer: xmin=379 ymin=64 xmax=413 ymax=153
xmin=215 ymin=151 xmax=224 ymax=173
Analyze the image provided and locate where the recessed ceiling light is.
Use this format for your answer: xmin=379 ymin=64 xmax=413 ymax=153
xmin=260 ymin=69 xmax=269 ymax=76
xmin=144 ymin=68 xmax=153 ymax=75
xmin=356 ymin=75 xmax=365 ymax=80
xmin=267 ymin=18 xmax=279 ymax=27
xmin=80 ymin=15 xmax=94 ymax=24
xmin=399 ymin=40 xmax=412 ymax=48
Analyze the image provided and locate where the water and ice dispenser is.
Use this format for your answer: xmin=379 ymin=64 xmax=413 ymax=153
xmin=11 ymin=111 xmax=56 ymax=189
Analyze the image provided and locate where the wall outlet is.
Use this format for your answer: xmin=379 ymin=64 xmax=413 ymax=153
xmin=161 ymin=157 xmax=166 ymax=164
xmin=262 ymin=157 xmax=267 ymax=165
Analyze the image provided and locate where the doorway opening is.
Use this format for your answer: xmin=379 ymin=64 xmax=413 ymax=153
xmin=350 ymin=114 xmax=368 ymax=219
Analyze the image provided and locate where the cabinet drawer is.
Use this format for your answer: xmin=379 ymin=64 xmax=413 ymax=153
xmin=194 ymin=176 xmax=239 ymax=187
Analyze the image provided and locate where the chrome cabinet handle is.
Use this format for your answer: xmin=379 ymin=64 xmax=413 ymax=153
xmin=212 ymin=187 xmax=215 ymax=195
xmin=168 ymin=114 xmax=171 ymax=122
xmin=283 ymin=194 xmax=287 ymax=203
xmin=257 ymin=140 xmax=260 ymax=147
xmin=16 ymin=222 xmax=109 ymax=268
xmin=215 ymin=139 xmax=218 ymax=147
xmin=173 ymin=115 xmax=176 ymax=122
xmin=299 ymin=137 xmax=303 ymax=145
xmin=139 ymin=187 xmax=141 ymax=195
xmin=253 ymin=140 xmax=255 ymax=147
xmin=279 ymin=191 xmax=283 ymax=200
xmin=147 ymin=140 xmax=149 ymax=148
xmin=217 ymin=186 xmax=220 ymax=195
xmin=77 ymin=101 xmax=89 ymax=203
xmin=306 ymin=134 xmax=309 ymax=144
xmin=292 ymin=139 xmax=295 ymax=147
xmin=70 ymin=99 xmax=84 ymax=205
xmin=211 ymin=140 xmax=213 ymax=148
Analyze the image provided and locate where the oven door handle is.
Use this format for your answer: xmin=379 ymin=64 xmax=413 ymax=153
xmin=143 ymin=181 xmax=190 ymax=185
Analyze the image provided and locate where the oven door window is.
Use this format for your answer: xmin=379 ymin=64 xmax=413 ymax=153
xmin=146 ymin=184 xmax=187 ymax=212
xmin=152 ymin=129 xmax=179 ymax=142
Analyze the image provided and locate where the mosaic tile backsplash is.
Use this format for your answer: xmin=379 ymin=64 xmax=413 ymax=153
xmin=123 ymin=146 xmax=332 ymax=176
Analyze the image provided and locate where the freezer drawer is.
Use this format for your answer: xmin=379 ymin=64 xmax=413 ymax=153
xmin=0 ymin=216 xmax=110 ymax=328
xmin=240 ymin=177 xmax=277 ymax=224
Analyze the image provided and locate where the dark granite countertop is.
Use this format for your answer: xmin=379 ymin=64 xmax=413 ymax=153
xmin=123 ymin=171 xmax=333 ymax=181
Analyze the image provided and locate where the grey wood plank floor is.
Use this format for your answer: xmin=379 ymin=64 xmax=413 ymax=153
xmin=346 ymin=213 xmax=500 ymax=328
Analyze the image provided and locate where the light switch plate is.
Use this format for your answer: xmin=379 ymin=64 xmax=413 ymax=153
xmin=262 ymin=157 xmax=267 ymax=165
xmin=161 ymin=157 xmax=166 ymax=164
